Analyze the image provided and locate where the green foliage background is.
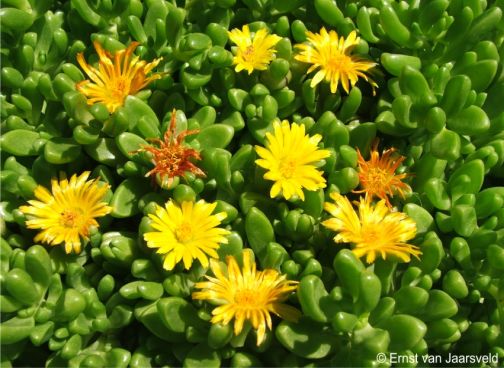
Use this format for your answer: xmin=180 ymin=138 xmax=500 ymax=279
xmin=1 ymin=0 xmax=504 ymax=367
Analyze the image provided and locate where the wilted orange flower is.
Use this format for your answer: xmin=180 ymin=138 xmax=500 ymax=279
xmin=76 ymin=41 xmax=163 ymax=113
xmin=355 ymin=141 xmax=411 ymax=207
xmin=138 ymin=109 xmax=205 ymax=187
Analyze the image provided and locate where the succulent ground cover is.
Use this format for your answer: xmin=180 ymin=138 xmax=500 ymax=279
xmin=1 ymin=0 xmax=504 ymax=367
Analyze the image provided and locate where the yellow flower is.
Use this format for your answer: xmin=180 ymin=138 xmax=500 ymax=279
xmin=76 ymin=41 xmax=163 ymax=113
xmin=255 ymin=120 xmax=330 ymax=201
xmin=192 ymin=249 xmax=301 ymax=346
xmin=294 ymin=28 xmax=377 ymax=94
xmin=228 ymin=25 xmax=282 ymax=74
xmin=322 ymin=193 xmax=420 ymax=264
xmin=355 ymin=141 xmax=411 ymax=208
xmin=19 ymin=172 xmax=111 ymax=254
xmin=144 ymin=200 xmax=230 ymax=270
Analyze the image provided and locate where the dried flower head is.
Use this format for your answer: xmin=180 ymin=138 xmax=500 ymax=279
xmin=138 ymin=109 xmax=205 ymax=187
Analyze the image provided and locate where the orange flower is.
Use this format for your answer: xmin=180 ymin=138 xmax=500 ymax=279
xmin=138 ymin=110 xmax=205 ymax=187
xmin=76 ymin=41 xmax=162 ymax=113
xmin=354 ymin=141 xmax=411 ymax=207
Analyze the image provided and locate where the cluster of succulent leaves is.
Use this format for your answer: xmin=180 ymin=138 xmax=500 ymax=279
xmin=1 ymin=0 xmax=504 ymax=367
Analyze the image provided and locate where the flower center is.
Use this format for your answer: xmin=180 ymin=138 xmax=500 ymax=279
xmin=361 ymin=224 xmax=388 ymax=247
xmin=175 ymin=222 xmax=193 ymax=243
xmin=235 ymin=289 xmax=257 ymax=306
xmin=242 ymin=45 xmax=255 ymax=61
xmin=167 ymin=150 xmax=183 ymax=166
xmin=60 ymin=209 xmax=81 ymax=228
xmin=327 ymin=54 xmax=352 ymax=72
xmin=279 ymin=159 xmax=296 ymax=179
xmin=364 ymin=168 xmax=390 ymax=191
xmin=363 ymin=228 xmax=378 ymax=242
xmin=110 ymin=79 xmax=129 ymax=103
